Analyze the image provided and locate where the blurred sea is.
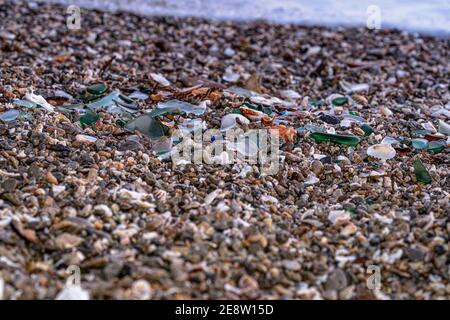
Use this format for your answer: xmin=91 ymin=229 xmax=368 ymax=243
xmin=43 ymin=0 xmax=450 ymax=36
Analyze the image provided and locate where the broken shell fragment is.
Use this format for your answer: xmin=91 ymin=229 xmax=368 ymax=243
xmin=367 ymin=144 xmax=396 ymax=160
xmin=270 ymin=125 xmax=297 ymax=142
xmin=150 ymin=73 xmax=170 ymax=87
xmin=220 ymin=114 xmax=250 ymax=132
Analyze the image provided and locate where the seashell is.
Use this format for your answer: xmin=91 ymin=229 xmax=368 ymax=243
xmin=150 ymin=73 xmax=170 ymax=87
xmin=249 ymin=95 xmax=284 ymax=106
xmin=222 ymin=67 xmax=240 ymax=83
xmin=24 ymin=92 xmax=54 ymax=111
xmin=179 ymin=118 xmax=207 ymax=133
xmin=367 ymin=144 xmax=396 ymax=160
xmin=304 ymin=174 xmax=319 ymax=185
xmin=279 ymin=89 xmax=301 ymax=101
xmin=421 ymin=121 xmax=437 ymax=133
xmin=339 ymin=80 xmax=369 ymax=93
xmin=75 ymin=134 xmax=97 ymax=144
xmin=328 ymin=210 xmax=351 ymax=226
xmin=56 ymin=286 xmax=89 ymax=300
xmin=220 ymin=114 xmax=250 ymax=132
xmin=352 ymin=94 xmax=368 ymax=104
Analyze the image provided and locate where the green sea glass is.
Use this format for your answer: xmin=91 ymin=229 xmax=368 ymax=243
xmin=413 ymin=158 xmax=432 ymax=184
xmin=331 ymin=97 xmax=348 ymax=106
xmin=360 ymin=124 xmax=373 ymax=136
xmin=310 ymin=132 xmax=361 ymax=147
xmin=87 ymin=83 xmax=108 ymax=95
xmin=79 ymin=109 xmax=100 ymax=126
xmin=427 ymin=140 xmax=446 ymax=153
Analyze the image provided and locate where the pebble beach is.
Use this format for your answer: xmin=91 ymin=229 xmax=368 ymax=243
xmin=0 ymin=0 xmax=449 ymax=300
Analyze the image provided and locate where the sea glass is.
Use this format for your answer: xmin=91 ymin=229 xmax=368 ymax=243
xmin=310 ymin=132 xmax=361 ymax=147
xmin=411 ymin=138 xmax=429 ymax=150
xmin=413 ymin=158 xmax=432 ymax=184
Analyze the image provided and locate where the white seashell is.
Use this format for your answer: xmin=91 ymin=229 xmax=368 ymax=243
xmin=337 ymin=155 xmax=350 ymax=162
xmin=220 ymin=114 xmax=250 ymax=132
xmin=369 ymin=170 xmax=386 ymax=177
xmin=55 ymin=285 xmax=89 ymax=300
xmin=250 ymin=95 xmax=284 ymax=106
xmin=367 ymin=144 xmax=396 ymax=160
xmin=211 ymin=151 xmax=231 ymax=165
xmin=279 ymin=89 xmax=301 ymax=101
xmin=328 ymin=210 xmax=351 ymax=226
xmin=75 ymin=134 xmax=97 ymax=144
xmin=304 ymin=46 xmax=321 ymax=57
xmin=313 ymin=154 xmax=327 ymax=160
xmin=150 ymin=73 xmax=170 ymax=87
xmin=179 ymin=118 xmax=206 ymax=133
xmin=222 ymin=67 xmax=240 ymax=83
xmin=24 ymin=92 xmax=54 ymax=111
xmin=131 ymin=280 xmax=152 ymax=300
xmin=304 ymin=174 xmax=319 ymax=185
xmin=421 ymin=121 xmax=437 ymax=133
xmin=339 ymin=80 xmax=369 ymax=93
xmin=380 ymin=106 xmax=393 ymax=116
xmin=216 ymin=201 xmax=230 ymax=212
